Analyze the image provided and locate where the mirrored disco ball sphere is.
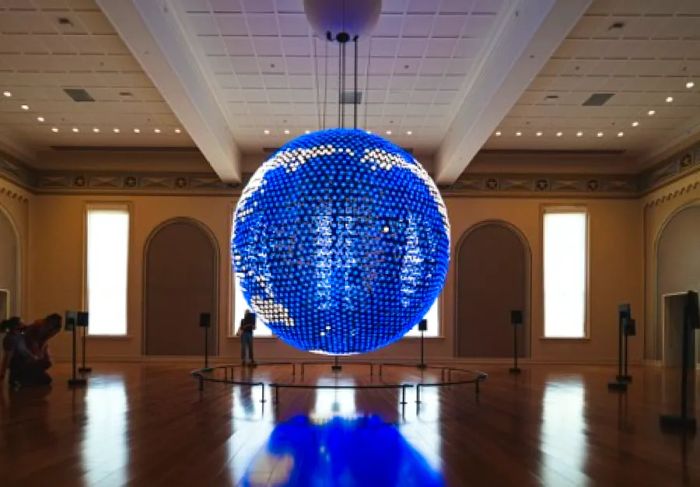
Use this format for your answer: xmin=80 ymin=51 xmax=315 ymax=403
xmin=232 ymin=128 xmax=450 ymax=354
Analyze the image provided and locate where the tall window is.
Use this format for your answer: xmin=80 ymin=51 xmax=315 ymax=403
xmin=86 ymin=205 xmax=129 ymax=336
xmin=543 ymin=210 xmax=587 ymax=338
xmin=404 ymin=298 xmax=440 ymax=337
xmin=232 ymin=272 xmax=273 ymax=336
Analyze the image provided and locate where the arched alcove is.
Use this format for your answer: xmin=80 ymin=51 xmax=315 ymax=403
xmin=455 ymin=221 xmax=531 ymax=358
xmin=144 ymin=218 xmax=219 ymax=356
xmin=0 ymin=205 xmax=19 ymax=319
xmin=655 ymin=204 xmax=700 ymax=362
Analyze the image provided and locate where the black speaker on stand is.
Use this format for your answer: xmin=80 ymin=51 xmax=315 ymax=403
xmin=200 ymin=312 xmax=213 ymax=371
xmin=509 ymin=310 xmax=523 ymax=374
xmin=660 ymin=290 xmax=699 ymax=433
xmin=417 ymin=319 xmax=428 ymax=370
xmin=608 ymin=304 xmax=633 ymax=391
xmin=65 ymin=311 xmax=87 ymax=387
xmin=77 ymin=311 xmax=91 ymax=373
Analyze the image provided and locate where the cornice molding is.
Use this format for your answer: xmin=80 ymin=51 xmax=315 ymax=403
xmin=0 ymin=154 xmax=36 ymax=191
xmin=35 ymin=172 xmax=241 ymax=195
xmin=441 ymin=172 xmax=637 ymax=197
xmin=0 ymin=137 xmax=698 ymax=200
xmin=638 ymin=140 xmax=700 ymax=194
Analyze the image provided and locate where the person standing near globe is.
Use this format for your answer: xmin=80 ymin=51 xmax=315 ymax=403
xmin=239 ymin=310 xmax=256 ymax=367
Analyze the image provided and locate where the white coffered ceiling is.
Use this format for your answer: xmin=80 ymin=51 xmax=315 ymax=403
xmin=0 ymin=0 xmax=193 ymax=164
xmin=488 ymin=0 xmax=700 ymax=168
xmin=1 ymin=0 xmax=699 ymax=180
xmin=172 ymin=0 xmax=505 ymax=156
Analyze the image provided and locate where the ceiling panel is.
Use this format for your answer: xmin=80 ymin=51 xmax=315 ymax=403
xmin=0 ymin=0 xmax=193 ymax=160
xmin=488 ymin=0 xmax=700 ymax=165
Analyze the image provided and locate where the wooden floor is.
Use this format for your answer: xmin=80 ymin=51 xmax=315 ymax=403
xmin=1 ymin=362 xmax=700 ymax=486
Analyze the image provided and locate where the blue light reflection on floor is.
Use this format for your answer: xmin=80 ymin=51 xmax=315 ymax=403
xmin=241 ymin=415 xmax=444 ymax=487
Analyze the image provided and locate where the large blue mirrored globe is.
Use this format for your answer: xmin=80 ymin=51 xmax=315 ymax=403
xmin=232 ymin=128 xmax=450 ymax=354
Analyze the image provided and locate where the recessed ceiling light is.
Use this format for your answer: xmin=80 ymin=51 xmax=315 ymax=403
xmin=515 ymin=131 xmax=522 ymax=136
xmin=283 ymin=129 xmax=290 ymax=135
xmin=113 ymin=128 xmax=120 ymax=133
xmin=494 ymin=131 xmax=502 ymax=136
xmin=406 ymin=130 xmax=412 ymax=135
xmin=665 ymin=96 xmax=673 ymax=103
xmin=174 ymin=128 xmax=182 ymax=134
xmin=133 ymin=128 xmax=140 ymax=133
xmin=631 ymin=121 xmax=639 ymax=127
xmin=686 ymin=81 xmax=695 ymax=89
xmin=154 ymin=128 xmax=161 ymax=133
xmin=596 ymin=131 xmax=604 ymax=137
xmin=2 ymin=91 xmax=11 ymax=97
xmin=536 ymin=131 xmax=543 ymax=137
xmin=556 ymin=131 xmax=563 ymax=137
xmin=20 ymin=104 xmax=29 ymax=110
xmin=617 ymin=131 xmax=624 ymax=137
xmin=92 ymin=127 xmax=100 ymax=133
xmin=263 ymin=129 xmax=270 ymax=135
xmin=386 ymin=130 xmax=392 ymax=135
xmin=576 ymin=131 xmax=583 ymax=137
xmin=51 ymin=127 xmax=59 ymax=133
xmin=72 ymin=127 xmax=79 ymax=133
xmin=648 ymin=109 xmax=655 ymax=116
xmin=37 ymin=116 xmax=45 ymax=122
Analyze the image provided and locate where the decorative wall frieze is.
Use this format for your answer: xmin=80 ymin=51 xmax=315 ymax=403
xmin=639 ymin=141 xmax=700 ymax=194
xmin=441 ymin=173 xmax=638 ymax=197
xmin=2 ymin=138 xmax=700 ymax=200
xmin=35 ymin=172 xmax=244 ymax=195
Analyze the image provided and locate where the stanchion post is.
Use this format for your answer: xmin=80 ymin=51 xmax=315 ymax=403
xmin=660 ymin=291 xmax=699 ymax=433
xmin=509 ymin=310 xmax=522 ymax=374
xmin=200 ymin=313 xmax=212 ymax=372
xmin=609 ymin=304 xmax=632 ymax=391
xmin=417 ymin=319 xmax=427 ymax=369
xmin=66 ymin=311 xmax=87 ymax=388
xmin=332 ymin=355 xmax=342 ymax=372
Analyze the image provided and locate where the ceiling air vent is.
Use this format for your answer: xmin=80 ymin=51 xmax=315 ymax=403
xmin=341 ymin=91 xmax=362 ymax=104
xmin=582 ymin=93 xmax=614 ymax=106
xmin=64 ymin=88 xmax=95 ymax=102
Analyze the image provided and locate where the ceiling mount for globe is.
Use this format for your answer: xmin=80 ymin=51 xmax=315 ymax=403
xmin=304 ymin=0 xmax=381 ymax=130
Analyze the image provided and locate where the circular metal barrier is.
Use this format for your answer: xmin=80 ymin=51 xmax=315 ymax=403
xmin=191 ymin=361 xmax=487 ymax=405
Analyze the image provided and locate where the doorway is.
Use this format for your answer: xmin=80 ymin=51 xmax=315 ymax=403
xmin=144 ymin=218 xmax=219 ymax=355
xmin=455 ymin=221 xmax=530 ymax=358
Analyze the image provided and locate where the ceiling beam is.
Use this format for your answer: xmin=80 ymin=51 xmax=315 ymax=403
xmin=96 ymin=0 xmax=241 ymax=182
xmin=435 ymin=0 xmax=591 ymax=185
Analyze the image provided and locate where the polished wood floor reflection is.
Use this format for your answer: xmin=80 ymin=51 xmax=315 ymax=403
xmin=1 ymin=362 xmax=700 ymax=486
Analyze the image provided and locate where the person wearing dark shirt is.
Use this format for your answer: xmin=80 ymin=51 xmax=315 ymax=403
xmin=0 ymin=313 xmax=61 ymax=388
xmin=239 ymin=310 xmax=256 ymax=367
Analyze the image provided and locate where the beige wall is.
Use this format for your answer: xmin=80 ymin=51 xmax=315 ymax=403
xmin=0 ymin=178 xmax=31 ymax=318
xmin=642 ymin=169 xmax=700 ymax=361
xmin=22 ymin=189 xmax=645 ymax=364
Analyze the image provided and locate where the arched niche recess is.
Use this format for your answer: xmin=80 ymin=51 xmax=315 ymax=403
xmin=144 ymin=218 xmax=219 ymax=356
xmin=0 ymin=204 xmax=19 ymax=319
xmin=655 ymin=203 xmax=700 ymax=362
xmin=455 ymin=220 xmax=531 ymax=358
